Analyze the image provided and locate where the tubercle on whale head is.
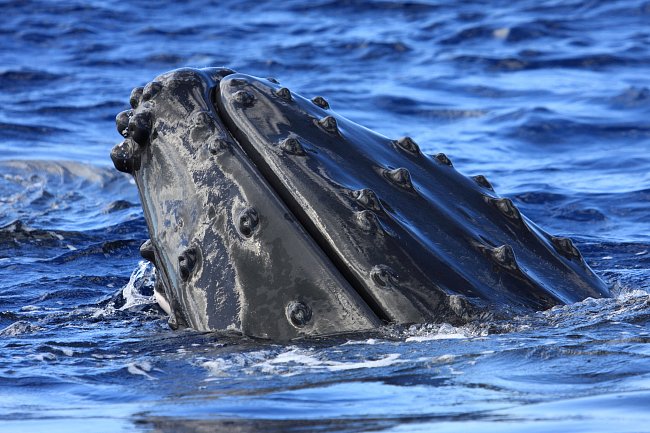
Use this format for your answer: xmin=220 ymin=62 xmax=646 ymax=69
xmin=111 ymin=67 xmax=610 ymax=340
xmin=394 ymin=136 xmax=421 ymax=156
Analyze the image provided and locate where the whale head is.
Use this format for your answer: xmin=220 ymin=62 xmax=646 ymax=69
xmin=111 ymin=67 xmax=608 ymax=339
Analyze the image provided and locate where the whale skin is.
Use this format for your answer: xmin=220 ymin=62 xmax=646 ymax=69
xmin=111 ymin=67 xmax=609 ymax=340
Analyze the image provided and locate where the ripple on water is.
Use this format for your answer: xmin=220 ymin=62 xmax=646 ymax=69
xmin=0 ymin=0 xmax=648 ymax=432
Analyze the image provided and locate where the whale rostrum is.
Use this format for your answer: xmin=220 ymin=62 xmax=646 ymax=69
xmin=111 ymin=67 xmax=609 ymax=340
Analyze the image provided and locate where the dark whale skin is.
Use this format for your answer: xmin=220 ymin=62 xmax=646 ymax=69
xmin=111 ymin=67 xmax=609 ymax=339
xmin=112 ymin=68 xmax=380 ymax=339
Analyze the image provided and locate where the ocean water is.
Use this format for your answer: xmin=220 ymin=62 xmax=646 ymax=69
xmin=1 ymin=0 xmax=649 ymax=432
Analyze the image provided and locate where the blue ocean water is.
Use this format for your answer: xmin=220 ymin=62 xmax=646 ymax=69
xmin=1 ymin=0 xmax=649 ymax=431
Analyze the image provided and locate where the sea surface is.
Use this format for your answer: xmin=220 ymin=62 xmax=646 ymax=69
xmin=1 ymin=0 xmax=649 ymax=432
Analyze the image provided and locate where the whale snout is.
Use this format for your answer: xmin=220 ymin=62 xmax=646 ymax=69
xmin=111 ymin=67 xmax=609 ymax=340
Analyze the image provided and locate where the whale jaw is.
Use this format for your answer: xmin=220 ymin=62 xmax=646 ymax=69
xmin=111 ymin=67 xmax=609 ymax=339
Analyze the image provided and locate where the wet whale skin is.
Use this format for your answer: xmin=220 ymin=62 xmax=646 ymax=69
xmin=111 ymin=67 xmax=609 ymax=339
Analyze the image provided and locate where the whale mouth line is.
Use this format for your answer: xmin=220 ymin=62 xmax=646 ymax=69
xmin=111 ymin=66 xmax=609 ymax=340
xmin=211 ymin=77 xmax=394 ymax=324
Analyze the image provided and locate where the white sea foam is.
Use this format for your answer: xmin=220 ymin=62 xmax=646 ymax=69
xmin=33 ymin=352 xmax=57 ymax=362
xmin=201 ymin=347 xmax=403 ymax=378
xmin=434 ymin=354 xmax=457 ymax=363
xmin=201 ymin=358 xmax=232 ymax=377
xmin=404 ymin=322 xmax=473 ymax=342
xmin=119 ymin=261 xmax=156 ymax=310
xmin=342 ymin=338 xmax=381 ymax=346
xmin=406 ymin=333 xmax=467 ymax=342
xmin=126 ymin=361 xmax=154 ymax=379
xmin=257 ymin=348 xmax=403 ymax=374
xmin=91 ymin=261 xmax=156 ymax=319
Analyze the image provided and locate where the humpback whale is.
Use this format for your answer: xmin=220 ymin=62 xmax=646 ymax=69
xmin=111 ymin=67 xmax=609 ymax=340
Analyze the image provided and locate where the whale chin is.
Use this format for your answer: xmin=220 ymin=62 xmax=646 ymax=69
xmin=111 ymin=67 xmax=609 ymax=340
